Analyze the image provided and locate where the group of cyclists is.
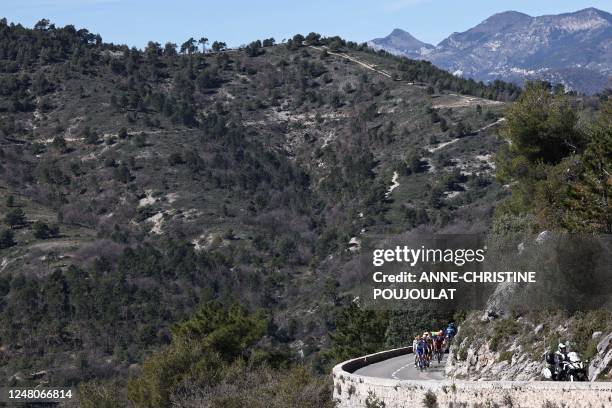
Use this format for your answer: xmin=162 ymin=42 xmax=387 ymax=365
xmin=412 ymin=322 xmax=457 ymax=370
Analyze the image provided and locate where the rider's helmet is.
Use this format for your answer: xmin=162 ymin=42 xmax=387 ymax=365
xmin=558 ymin=343 xmax=567 ymax=354
xmin=438 ymin=330 xmax=444 ymax=336
xmin=449 ymin=322 xmax=455 ymax=327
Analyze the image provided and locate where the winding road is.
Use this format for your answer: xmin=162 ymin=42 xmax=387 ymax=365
xmin=354 ymin=353 xmax=447 ymax=380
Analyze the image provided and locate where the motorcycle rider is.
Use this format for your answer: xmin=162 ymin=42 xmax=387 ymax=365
xmin=554 ymin=343 xmax=569 ymax=379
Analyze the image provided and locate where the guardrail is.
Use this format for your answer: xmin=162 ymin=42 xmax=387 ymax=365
xmin=338 ymin=346 xmax=412 ymax=373
xmin=332 ymin=348 xmax=612 ymax=408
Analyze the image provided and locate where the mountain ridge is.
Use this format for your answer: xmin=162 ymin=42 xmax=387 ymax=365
xmin=369 ymin=7 xmax=612 ymax=93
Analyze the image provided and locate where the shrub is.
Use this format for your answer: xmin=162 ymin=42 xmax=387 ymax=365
xmin=118 ymin=127 xmax=128 ymax=139
xmin=499 ymin=351 xmax=513 ymax=363
xmin=79 ymin=380 xmax=122 ymax=408
xmin=422 ymin=390 xmax=438 ymax=408
xmin=490 ymin=318 xmax=521 ymax=352
xmin=168 ymin=152 xmax=184 ymax=165
xmin=5 ymin=208 xmax=25 ymax=228
xmin=33 ymin=221 xmax=59 ymax=239
xmin=0 ymin=229 xmax=15 ymax=248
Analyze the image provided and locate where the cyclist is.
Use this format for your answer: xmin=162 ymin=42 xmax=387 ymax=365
xmin=444 ymin=323 xmax=457 ymax=352
xmin=445 ymin=322 xmax=457 ymax=339
xmin=415 ymin=335 xmax=427 ymax=370
xmin=433 ymin=330 xmax=445 ymax=362
xmin=424 ymin=332 xmax=433 ymax=366
xmin=412 ymin=336 xmax=419 ymax=367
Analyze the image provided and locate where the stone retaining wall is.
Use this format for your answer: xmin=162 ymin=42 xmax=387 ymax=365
xmin=332 ymin=348 xmax=612 ymax=408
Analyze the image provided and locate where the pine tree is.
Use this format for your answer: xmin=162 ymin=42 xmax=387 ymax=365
xmin=0 ymin=229 xmax=15 ymax=248
xmin=5 ymin=208 xmax=25 ymax=228
xmin=564 ymin=101 xmax=612 ymax=233
xmin=328 ymin=303 xmax=388 ymax=362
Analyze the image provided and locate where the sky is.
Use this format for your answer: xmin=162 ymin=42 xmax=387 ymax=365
xmin=2 ymin=0 xmax=610 ymax=49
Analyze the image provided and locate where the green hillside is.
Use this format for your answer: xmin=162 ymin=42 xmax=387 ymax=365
xmin=0 ymin=19 xmax=608 ymax=406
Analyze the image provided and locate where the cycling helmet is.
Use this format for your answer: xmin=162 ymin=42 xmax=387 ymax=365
xmin=558 ymin=343 xmax=567 ymax=353
xmin=438 ymin=330 xmax=444 ymax=336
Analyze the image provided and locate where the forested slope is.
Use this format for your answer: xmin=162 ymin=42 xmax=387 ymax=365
xmin=0 ymin=19 xmax=607 ymax=406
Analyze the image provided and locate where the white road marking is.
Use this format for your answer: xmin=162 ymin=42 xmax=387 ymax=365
xmin=391 ymin=361 xmax=414 ymax=379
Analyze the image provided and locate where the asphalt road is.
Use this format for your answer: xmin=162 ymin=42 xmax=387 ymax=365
xmin=354 ymin=353 xmax=447 ymax=380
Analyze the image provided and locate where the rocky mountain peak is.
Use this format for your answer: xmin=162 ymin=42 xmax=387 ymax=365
xmin=368 ymin=28 xmax=434 ymax=58
xmin=370 ymin=8 xmax=612 ymax=94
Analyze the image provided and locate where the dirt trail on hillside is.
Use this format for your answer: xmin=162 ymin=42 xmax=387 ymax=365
xmin=426 ymin=117 xmax=506 ymax=153
xmin=308 ymin=45 xmax=393 ymax=79
xmin=433 ymin=94 xmax=504 ymax=109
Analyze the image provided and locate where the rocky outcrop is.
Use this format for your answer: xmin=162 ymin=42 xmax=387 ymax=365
xmin=589 ymin=331 xmax=612 ymax=381
xmin=445 ymin=329 xmax=544 ymax=381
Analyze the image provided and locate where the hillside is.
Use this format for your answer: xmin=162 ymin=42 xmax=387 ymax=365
xmin=369 ymin=8 xmax=612 ymax=94
xmin=0 ymin=20 xmax=518 ymax=388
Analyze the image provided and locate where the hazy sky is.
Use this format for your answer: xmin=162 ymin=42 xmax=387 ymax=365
xmin=3 ymin=0 xmax=610 ymax=48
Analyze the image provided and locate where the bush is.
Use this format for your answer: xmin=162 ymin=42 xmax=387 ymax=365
xmin=33 ymin=221 xmax=59 ymax=239
xmin=113 ymin=163 xmax=132 ymax=183
xmin=128 ymin=302 xmax=268 ymax=408
xmin=490 ymin=318 xmax=521 ymax=352
xmin=169 ymin=363 xmax=334 ymax=408
xmin=422 ymin=390 xmax=438 ymax=408
xmin=499 ymin=351 xmax=513 ymax=363
xmin=5 ymin=208 xmax=25 ymax=228
xmin=0 ymin=229 xmax=15 ymax=248
xmin=570 ymin=310 xmax=612 ymax=361
xmin=365 ymin=391 xmax=386 ymax=408
xmin=118 ymin=127 xmax=129 ymax=139
xmin=168 ymin=152 xmax=184 ymax=165
xmin=83 ymin=126 xmax=99 ymax=144
xmin=79 ymin=380 xmax=122 ymax=408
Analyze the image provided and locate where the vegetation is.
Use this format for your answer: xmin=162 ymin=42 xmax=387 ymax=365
xmin=496 ymin=81 xmax=611 ymax=233
xmin=423 ymin=390 xmax=438 ymax=408
xmin=0 ymin=16 xmax=609 ymax=405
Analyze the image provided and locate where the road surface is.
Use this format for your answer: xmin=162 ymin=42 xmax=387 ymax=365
xmin=354 ymin=353 xmax=447 ymax=380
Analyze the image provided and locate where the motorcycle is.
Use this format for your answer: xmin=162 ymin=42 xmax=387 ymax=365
xmin=542 ymin=352 xmax=588 ymax=382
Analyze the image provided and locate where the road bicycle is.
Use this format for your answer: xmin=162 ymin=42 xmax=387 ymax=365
xmin=416 ymin=352 xmax=427 ymax=371
xmin=434 ymin=345 xmax=443 ymax=364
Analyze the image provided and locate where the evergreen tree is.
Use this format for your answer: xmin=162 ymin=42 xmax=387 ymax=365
xmin=198 ymin=37 xmax=208 ymax=53
xmin=5 ymin=208 xmax=25 ymax=228
xmin=328 ymin=303 xmax=388 ymax=362
xmin=564 ymin=101 xmax=612 ymax=233
xmin=0 ymin=229 xmax=15 ymax=248
xmin=499 ymin=81 xmax=582 ymax=168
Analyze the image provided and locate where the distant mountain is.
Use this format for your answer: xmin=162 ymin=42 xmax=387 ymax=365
xmin=369 ymin=8 xmax=612 ymax=94
xmin=369 ymin=28 xmax=434 ymax=59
